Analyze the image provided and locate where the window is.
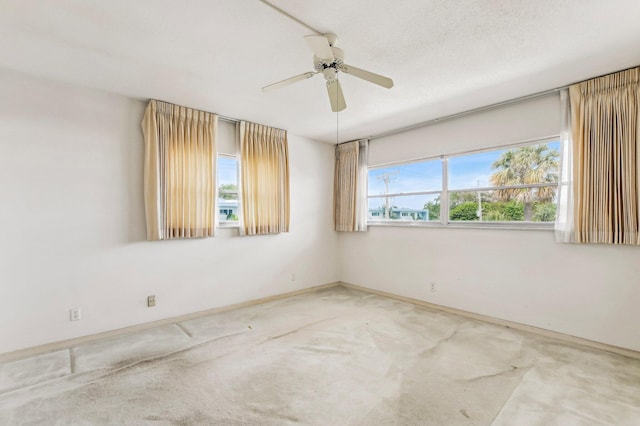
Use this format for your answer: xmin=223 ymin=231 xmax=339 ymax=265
xmin=218 ymin=154 xmax=239 ymax=225
xmin=368 ymin=160 xmax=442 ymax=222
xmin=367 ymin=138 xmax=560 ymax=227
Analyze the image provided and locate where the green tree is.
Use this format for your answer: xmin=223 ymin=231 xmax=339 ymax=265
xmin=490 ymin=144 xmax=559 ymax=221
xmin=450 ymin=202 xmax=479 ymax=221
xmin=424 ymin=198 xmax=440 ymax=220
xmin=533 ymin=203 xmax=556 ymax=222
xmin=425 ymin=193 xmax=479 ymax=221
xmin=449 ymin=191 xmax=477 ymax=207
xmin=484 ymin=201 xmax=524 ymax=221
xmin=218 ymin=184 xmax=238 ymax=200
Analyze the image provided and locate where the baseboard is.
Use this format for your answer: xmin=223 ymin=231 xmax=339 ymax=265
xmin=339 ymin=281 xmax=640 ymax=361
xmin=0 ymin=282 xmax=341 ymax=363
xmin=5 ymin=281 xmax=638 ymax=363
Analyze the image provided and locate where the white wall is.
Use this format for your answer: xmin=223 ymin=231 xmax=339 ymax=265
xmin=369 ymin=94 xmax=561 ymax=166
xmin=3 ymin=69 xmax=639 ymax=356
xmin=341 ymin=95 xmax=640 ymax=352
xmin=0 ymin=69 xmax=339 ymax=354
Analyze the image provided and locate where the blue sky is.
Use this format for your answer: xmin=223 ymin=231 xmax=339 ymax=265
xmin=218 ymin=156 xmax=237 ymax=187
xmin=368 ymin=141 xmax=560 ymax=209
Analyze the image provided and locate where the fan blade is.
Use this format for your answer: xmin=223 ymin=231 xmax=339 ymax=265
xmin=338 ymin=64 xmax=394 ymax=89
xmin=262 ymin=72 xmax=317 ymax=92
xmin=326 ymin=79 xmax=346 ymax=112
xmin=304 ymin=35 xmax=334 ymax=60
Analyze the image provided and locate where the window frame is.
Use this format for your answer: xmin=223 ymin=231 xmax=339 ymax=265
xmin=367 ymin=135 xmax=561 ymax=230
xmin=217 ymin=153 xmax=240 ymax=228
xmin=367 ymin=156 xmax=443 ymax=225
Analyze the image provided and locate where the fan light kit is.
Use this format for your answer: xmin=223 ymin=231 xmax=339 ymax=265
xmin=262 ymin=33 xmax=394 ymax=112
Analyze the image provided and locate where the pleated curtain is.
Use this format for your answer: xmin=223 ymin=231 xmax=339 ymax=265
xmin=563 ymin=66 xmax=640 ymax=244
xmin=238 ymin=121 xmax=290 ymax=236
xmin=334 ymin=140 xmax=368 ymax=232
xmin=142 ymin=100 xmax=217 ymax=240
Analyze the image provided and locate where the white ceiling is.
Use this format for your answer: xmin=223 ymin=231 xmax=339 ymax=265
xmin=1 ymin=0 xmax=639 ymax=143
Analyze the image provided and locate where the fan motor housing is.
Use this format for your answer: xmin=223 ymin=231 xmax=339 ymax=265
xmin=313 ymin=46 xmax=344 ymax=73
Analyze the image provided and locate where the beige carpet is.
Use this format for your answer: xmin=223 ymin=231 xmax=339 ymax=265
xmin=1 ymin=285 xmax=639 ymax=425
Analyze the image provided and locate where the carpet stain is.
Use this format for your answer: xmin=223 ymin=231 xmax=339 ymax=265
xmin=293 ymin=345 xmax=351 ymax=355
xmin=262 ymin=317 xmax=338 ymax=342
xmin=250 ymin=407 xmax=300 ymax=423
xmin=144 ymin=410 xmax=217 ymax=425
xmin=462 ymin=364 xmax=532 ymax=383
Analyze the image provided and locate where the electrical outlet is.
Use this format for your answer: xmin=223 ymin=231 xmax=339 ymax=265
xmin=147 ymin=295 xmax=156 ymax=307
xmin=291 ymin=273 xmax=296 ymax=282
xmin=430 ymin=282 xmax=437 ymax=293
xmin=70 ymin=308 xmax=81 ymax=321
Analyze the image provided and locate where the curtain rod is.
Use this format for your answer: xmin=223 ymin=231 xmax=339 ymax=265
xmin=151 ymin=99 xmax=286 ymax=132
xmin=218 ymin=115 xmax=240 ymax=124
xmin=218 ymin=114 xmax=287 ymax=133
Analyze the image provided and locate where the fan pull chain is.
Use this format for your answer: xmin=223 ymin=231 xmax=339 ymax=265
xmin=336 ymin=74 xmax=339 ymax=145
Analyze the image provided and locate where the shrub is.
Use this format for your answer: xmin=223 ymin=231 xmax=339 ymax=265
xmin=449 ymin=202 xmax=479 ymax=221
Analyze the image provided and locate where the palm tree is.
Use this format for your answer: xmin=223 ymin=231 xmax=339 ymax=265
xmin=490 ymin=144 xmax=559 ymax=221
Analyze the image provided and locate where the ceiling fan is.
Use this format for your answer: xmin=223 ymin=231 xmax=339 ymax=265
xmin=261 ymin=33 xmax=394 ymax=112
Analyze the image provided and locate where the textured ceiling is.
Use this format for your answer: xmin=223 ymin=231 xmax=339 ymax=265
xmin=1 ymin=0 xmax=639 ymax=143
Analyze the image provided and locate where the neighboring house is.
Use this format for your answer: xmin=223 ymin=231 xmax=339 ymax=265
xmin=219 ymin=198 xmax=239 ymax=220
xmin=368 ymin=207 xmax=428 ymax=221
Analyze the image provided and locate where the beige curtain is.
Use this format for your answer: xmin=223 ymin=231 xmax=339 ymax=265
xmin=238 ymin=121 xmax=289 ymax=235
xmin=569 ymin=67 xmax=640 ymax=244
xmin=334 ymin=140 xmax=368 ymax=232
xmin=142 ymin=100 xmax=217 ymax=240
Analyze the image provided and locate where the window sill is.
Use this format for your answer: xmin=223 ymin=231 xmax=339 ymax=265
xmin=368 ymin=221 xmax=442 ymax=228
xmin=367 ymin=221 xmax=554 ymax=231
xmin=217 ymin=222 xmax=240 ymax=229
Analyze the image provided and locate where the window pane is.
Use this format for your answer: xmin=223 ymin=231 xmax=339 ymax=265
xmin=368 ymin=160 xmax=441 ymax=196
xmin=368 ymin=194 xmax=440 ymax=221
xmin=448 ymin=187 xmax=557 ymax=222
xmin=218 ymin=155 xmax=238 ymax=222
xmin=218 ymin=156 xmax=238 ymax=190
xmin=218 ymin=197 xmax=239 ymax=221
xmin=448 ymin=141 xmax=560 ymax=190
